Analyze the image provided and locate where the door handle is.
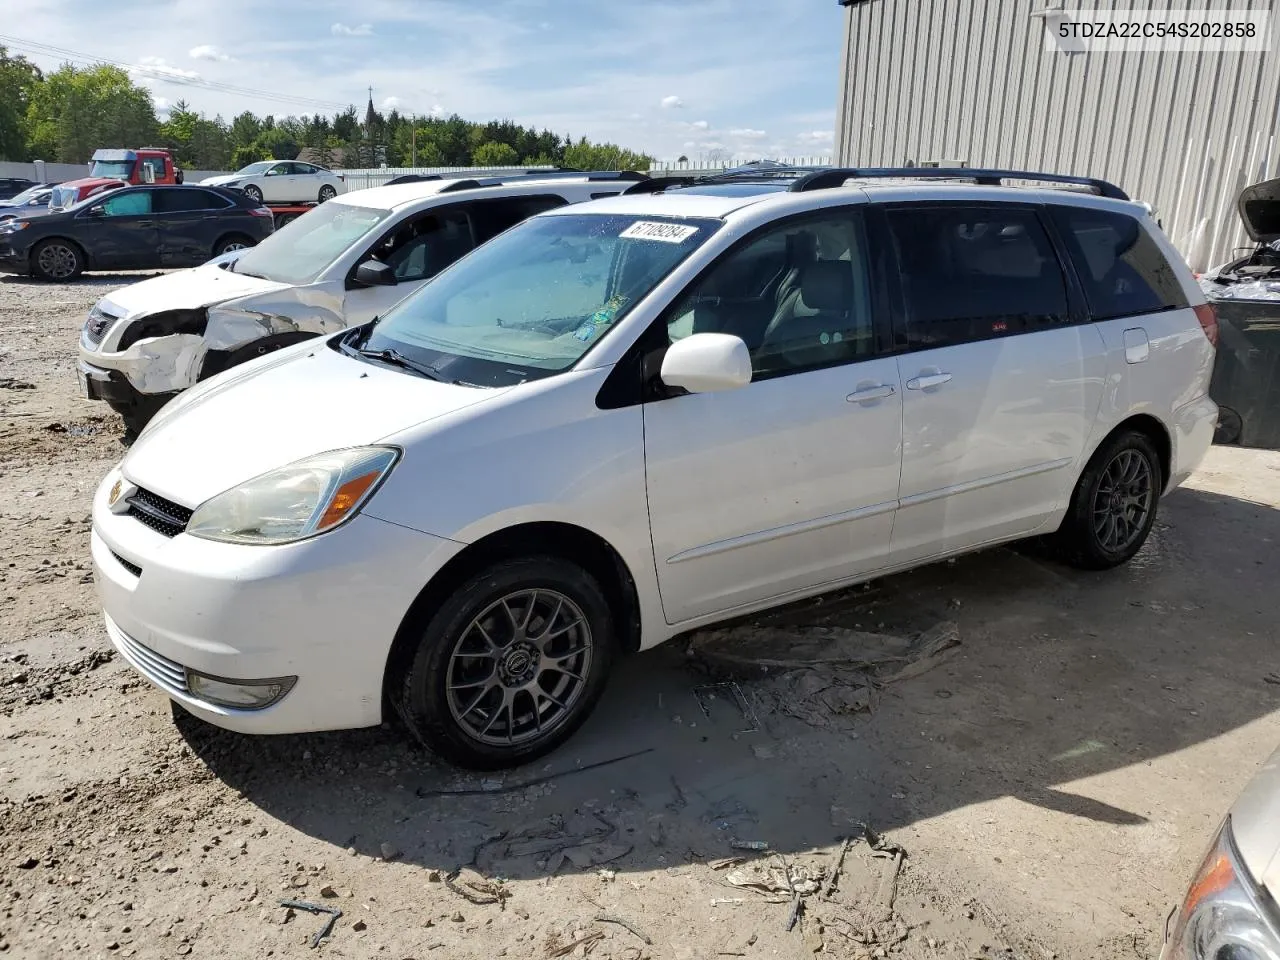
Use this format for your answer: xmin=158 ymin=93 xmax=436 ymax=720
xmin=846 ymin=383 xmax=896 ymax=403
xmin=906 ymin=372 xmax=952 ymax=390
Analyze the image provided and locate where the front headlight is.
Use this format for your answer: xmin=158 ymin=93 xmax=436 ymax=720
xmin=1164 ymin=817 xmax=1280 ymax=960
xmin=116 ymin=308 xmax=207 ymax=351
xmin=0 ymin=220 xmax=29 ymax=235
xmin=186 ymin=447 xmax=400 ymax=545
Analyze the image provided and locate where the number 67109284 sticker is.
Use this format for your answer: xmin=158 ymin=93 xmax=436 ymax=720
xmin=619 ymin=221 xmax=700 ymax=243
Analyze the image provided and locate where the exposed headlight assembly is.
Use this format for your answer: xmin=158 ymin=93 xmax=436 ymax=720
xmin=116 ymin=308 xmax=208 ymax=351
xmin=1164 ymin=817 xmax=1280 ymax=960
xmin=186 ymin=447 xmax=400 ymax=545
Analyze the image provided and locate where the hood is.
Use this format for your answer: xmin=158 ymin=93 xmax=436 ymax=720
xmin=200 ymin=174 xmax=244 ymax=187
xmin=1228 ymin=744 xmax=1280 ymax=897
xmin=1237 ymin=178 xmax=1280 ymax=243
xmin=122 ymin=340 xmax=506 ymax=505
xmin=96 ymin=263 xmax=290 ymax=320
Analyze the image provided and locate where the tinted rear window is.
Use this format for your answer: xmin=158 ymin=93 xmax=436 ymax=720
xmin=1048 ymin=207 xmax=1188 ymax=320
xmin=886 ymin=204 xmax=1071 ymax=348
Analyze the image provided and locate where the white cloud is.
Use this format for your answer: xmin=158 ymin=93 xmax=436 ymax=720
xmin=799 ymin=130 xmax=835 ymax=143
xmin=730 ymin=128 xmax=767 ymax=139
xmin=332 ymin=22 xmax=375 ymax=37
xmin=130 ymin=57 xmax=201 ymax=83
xmin=154 ymin=96 xmax=171 ymax=115
xmin=688 ymin=119 xmax=710 ymax=131
xmin=430 ymin=104 xmax=445 ymax=117
xmin=188 ymin=45 xmax=229 ymax=62
xmin=660 ymin=95 xmax=684 ymax=109
xmin=381 ymin=96 xmax=401 ymax=110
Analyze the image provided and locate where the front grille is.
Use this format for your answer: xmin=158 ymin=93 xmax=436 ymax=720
xmin=110 ymin=551 xmax=142 ymax=577
xmin=111 ymin=623 xmax=188 ymax=696
xmin=126 ymin=488 xmax=193 ymax=538
xmin=83 ymin=305 xmax=119 ymax=347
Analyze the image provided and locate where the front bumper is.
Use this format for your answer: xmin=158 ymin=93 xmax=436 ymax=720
xmin=0 ymin=243 xmax=29 ymax=274
xmin=91 ymin=465 xmax=464 ymax=734
xmin=78 ymin=332 xmax=207 ymax=398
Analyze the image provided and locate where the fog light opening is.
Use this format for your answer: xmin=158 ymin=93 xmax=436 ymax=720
xmin=184 ymin=671 xmax=296 ymax=710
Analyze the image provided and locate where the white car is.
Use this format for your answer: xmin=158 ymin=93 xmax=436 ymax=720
xmin=201 ymin=160 xmax=345 ymax=204
xmin=90 ymin=167 xmax=1219 ymax=769
xmin=77 ymin=173 xmax=646 ymax=437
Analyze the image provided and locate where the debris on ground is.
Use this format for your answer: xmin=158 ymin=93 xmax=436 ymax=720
xmin=594 ymin=912 xmax=653 ymax=945
xmin=279 ymin=899 xmax=343 ymax=948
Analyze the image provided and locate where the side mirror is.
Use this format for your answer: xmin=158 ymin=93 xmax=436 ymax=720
xmin=660 ymin=333 xmax=752 ymax=393
xmin=85 ymin=205 xmax=105 ymax=218
xmin=354 ymin=259 xmax=396 ymax=287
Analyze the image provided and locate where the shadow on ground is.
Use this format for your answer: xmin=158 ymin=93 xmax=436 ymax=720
xmin=177 ymin=483 xmax=1280 ymax=884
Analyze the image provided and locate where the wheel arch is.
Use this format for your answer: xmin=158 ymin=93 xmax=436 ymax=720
xmin=212 ymin=232 xmax=255 ymax=257
xmin=381 ymin=521 xmax=643 ymax=706
xmin=1092 ymin=412 xmax=1172 ymax=490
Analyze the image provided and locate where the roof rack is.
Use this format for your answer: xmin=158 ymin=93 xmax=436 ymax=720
xmin=622 ymin=176 xmax=700 ymax=195
xmin=787 ymin=167 xmax=1128 ymax=199
xmin=438 ymin=170 xmax=649 ymax=193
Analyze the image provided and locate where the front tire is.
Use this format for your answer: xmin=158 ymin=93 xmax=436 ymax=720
xmin=31 ymin=239 xmax=83 ymax=281
xmin=1051 ymin=430 xmax=1162 ymax=570
xmin=241 ymin=184 xmax=263 ymax=203
xmin=395 ymin=557 xmax=616 ymax=769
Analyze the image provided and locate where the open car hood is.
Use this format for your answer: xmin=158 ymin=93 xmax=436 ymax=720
xmin=1238 ymin=178 xmax=1280 ymax=243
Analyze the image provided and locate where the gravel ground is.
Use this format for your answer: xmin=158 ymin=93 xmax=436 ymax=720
xmin=3 ymin=272 xmax=1280 ymax=960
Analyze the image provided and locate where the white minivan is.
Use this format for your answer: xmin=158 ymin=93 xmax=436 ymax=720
xmin=90 ymin=167 xmax=1219 ymax=768
xmin=76 ymin=173 xmax=646 ymax=436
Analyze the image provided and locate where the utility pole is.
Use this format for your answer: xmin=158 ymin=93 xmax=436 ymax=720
xmin=411 ymin=113 xmax=416 ymax=167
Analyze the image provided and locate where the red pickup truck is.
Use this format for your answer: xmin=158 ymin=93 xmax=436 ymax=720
xmin=49 ymin=148 xmax=184 ymax=210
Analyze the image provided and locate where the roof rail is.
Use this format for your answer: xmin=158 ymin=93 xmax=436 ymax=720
xmin=787 ymin=167 xmax=1129 ymax=199
xmin=622 ymin=176 xmax=700 ymax=195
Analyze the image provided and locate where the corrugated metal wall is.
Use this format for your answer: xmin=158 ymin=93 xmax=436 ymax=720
xmin=834 ymin=0 xmax=1280 ymax=271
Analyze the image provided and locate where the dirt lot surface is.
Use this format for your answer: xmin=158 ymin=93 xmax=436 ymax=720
xmin=3 ymin=272 xmax=1280 ymax=960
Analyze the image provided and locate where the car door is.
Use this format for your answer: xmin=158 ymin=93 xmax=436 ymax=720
xmin=343 ymin=206 xmax=477 ymax=323
xmin=76 ymin=189 xmax=161 ymax=269
xmin=261 ymin=162 xmax=293 ymax=202
xmin=151 ymin=188 xmax=227 ymax=266
xmin=642 ymin=208 xmax=903 ymax=624
xmin=290 ymin=162 xmax=322 ymax=199
xmin=882 ymin=201 xmax=1107 ymax=564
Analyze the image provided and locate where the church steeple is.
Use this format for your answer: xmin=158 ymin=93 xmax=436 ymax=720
xmin=365 ymin=86 xmax=377 ymax=132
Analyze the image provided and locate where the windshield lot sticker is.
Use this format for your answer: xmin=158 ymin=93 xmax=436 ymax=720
xmin=620 ymin=221 xmax=699 ymax=243
xmin=574 ymin=322 xmax=597 ymax=341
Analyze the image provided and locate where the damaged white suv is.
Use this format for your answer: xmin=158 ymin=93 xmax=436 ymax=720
xmin=92 ymin=167 xmax=1218 ymax=769
xmin=76 ymin=172 xmax=646 ymax=437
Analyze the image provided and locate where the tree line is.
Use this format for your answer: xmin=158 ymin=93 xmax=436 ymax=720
xmin=0 ymin=47 xmax=654 ymax=172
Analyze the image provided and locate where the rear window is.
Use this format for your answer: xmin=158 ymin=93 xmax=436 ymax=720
xmin=1048 ymin=207 xmax=1188 ymax=320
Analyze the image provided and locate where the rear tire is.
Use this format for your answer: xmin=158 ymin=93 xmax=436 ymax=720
xmin=318 ymin=185 xmax=337 ymax=202
xmin=31 ymin=239 xmax=83 ymax=281
xmin=394 ymin=557 xmax=616 ymax=769
xmin=1050 ymin=429 xmax=1162 ymax=570
xmin=1214 ymin=406 xmax=1243 ymax=445
xmin=241 ymin=184 xmax=263 ymax=203
xmin=213 ymin=234 xmax=254 ymax=257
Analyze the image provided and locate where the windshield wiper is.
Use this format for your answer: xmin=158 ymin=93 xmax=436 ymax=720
xmin=351 ymin=344 xmax=443 ymax=381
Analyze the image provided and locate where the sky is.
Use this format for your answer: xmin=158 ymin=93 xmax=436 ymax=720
xmin=3 ymin=0 xmax=844 ymax=164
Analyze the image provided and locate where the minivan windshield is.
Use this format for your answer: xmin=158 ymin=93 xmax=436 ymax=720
xmin=359 ymin=213 xmax=721 ymax=386
xmin=231 ymin=201 xmax=392 ymax=285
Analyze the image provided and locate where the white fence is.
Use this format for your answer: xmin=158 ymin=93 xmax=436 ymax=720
xmin=334 ymin=165 xmax=558 ymax=191
xmin=0 ymin=160 xmax=231 ymax=184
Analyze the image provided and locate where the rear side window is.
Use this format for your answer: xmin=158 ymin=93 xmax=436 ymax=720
xmin=886 ymin=204 xmax=1071 ymax=348
xmin=470 ymin=195 xmax=568 ymax=243
xmin=155 ymin=189 xmax=230 ymax=213
xmin=1048 ymin=206 xmax=1188 ymax=320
